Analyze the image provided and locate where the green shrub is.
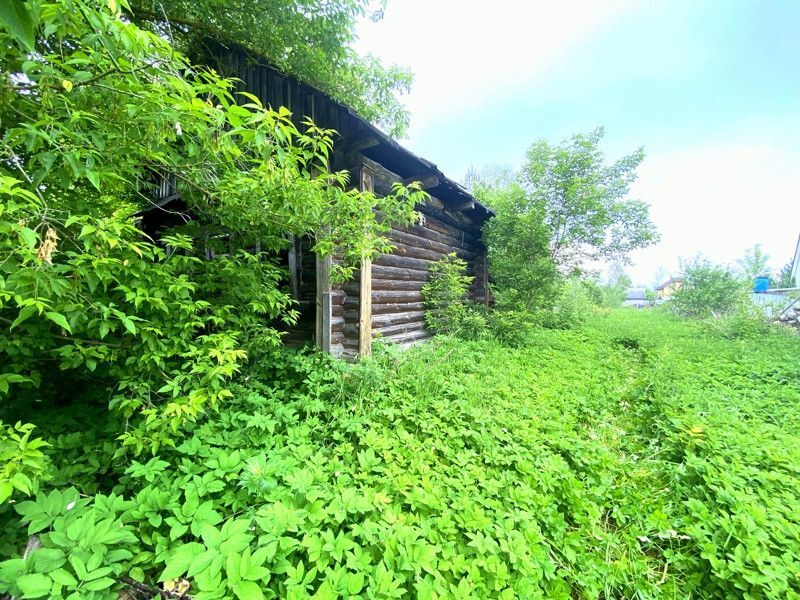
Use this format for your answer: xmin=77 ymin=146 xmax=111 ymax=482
xmin=536 ymin=278 xmax=596 ymax=329
xmin=2 ymin=310 xmax=799 ymax=598
xmin=422 ymin=253 xmax=487 ymax=339
xmin=671 ymin=257 xmax=749 ymax=318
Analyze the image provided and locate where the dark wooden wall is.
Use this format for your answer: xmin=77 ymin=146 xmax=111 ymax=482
xmin=334 ymin=157 xmax=488 ymax=358
xmin=211 ymin=46 xmax=490 ymax=358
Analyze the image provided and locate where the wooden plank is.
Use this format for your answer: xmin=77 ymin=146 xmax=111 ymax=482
xmin=359 ymin=256 xmax=372 ymax=357
xmin=345 ymin=290 xmax=423 ymax=306
xmin=373 ymin=320 xmax=426 ymax=337
xmin=373 ymin=253 xmax=430 ymax=273
xmin=370 ymin=301 xmax=425 ymax=315
xmin=402 ymin=173 xmax=439 ymax=189
xmin=371 ymin=265 xmax=429 ymax=282
xmin=347 ymin=319 xmax=425 ymax=338
xmin=315 ymin=251 xmax=331 ymax=350
xmin=394 ymin=220 xmax=474 ymax=251
xmin=321 ymin=291 xmax=332 ymax=353
xmin=387 ymin=228 xmax=474 ymax=259
xmin=379 ymin=329 xmax=431 ymax=345
xmin=343 ymin=310 xmax=425 ymax=327
xmin=343 ymin=278 xmax=425 ymax=293
xmin=482 ymin=251 xmax=490 ymax=307
xmin=389 ymin=240 xmax=473 ymax=263
xmin=359 ymin=165 xmax=374 ymax=358
xmin=288 ymin=235 xmax=300 ymax=300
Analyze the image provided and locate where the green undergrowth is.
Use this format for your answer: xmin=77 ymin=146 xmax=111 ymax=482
xmin=1 ymin=310 xmax=799 ymax=598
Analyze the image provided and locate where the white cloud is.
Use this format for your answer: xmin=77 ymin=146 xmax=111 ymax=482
xmin=355 ymin=0 xmax=637 ymax=142
xmin=628 ymin=140 xmax=800 ymax=284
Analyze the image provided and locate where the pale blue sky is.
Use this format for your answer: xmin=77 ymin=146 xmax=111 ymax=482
xmin=356 ymin=1 xmax=800 ymax=284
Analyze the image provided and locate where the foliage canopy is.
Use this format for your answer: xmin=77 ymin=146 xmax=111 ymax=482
xmin=129 ymin=0 xmax=413 ymax=137
xmin=479 ymin=129 xmax=657 ymax=311
xmin=0 ymin=0 xmax=422 ymax=466
xmin=670 ymin=256 xmax=748 ymax=318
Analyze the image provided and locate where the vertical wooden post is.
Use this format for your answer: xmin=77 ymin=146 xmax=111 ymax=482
xmin=359 ymin=257 xmax=372 ymax=357
xmin=358 ymin=165 xmax=375 ymax=358
xmin=482 ymin=250 xmax=490 ymax=307
xmin=316 ymin=252 xmax=331 ymax=351
xmin=320 ymin=291 xmax=332 ymax=353
xmin=287 ymin=234 xmax=300 ymax=301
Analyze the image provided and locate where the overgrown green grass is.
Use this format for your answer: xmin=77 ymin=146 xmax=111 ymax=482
xmin=1 ymin=309 xmax=798 ymax=598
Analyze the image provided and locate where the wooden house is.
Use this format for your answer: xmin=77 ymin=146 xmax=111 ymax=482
xmin=655 ymin=277 xmax=683 ymax=300
xmin=145 ymin=46 xmax=493 ymax=359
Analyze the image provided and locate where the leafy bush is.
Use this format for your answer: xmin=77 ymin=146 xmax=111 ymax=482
xmin=0 ymin=0 xmax=423 ymax=498
xmin=671 ymin=256 xmax=749 ymax=318
xmin=0 ymin=311 xmax=798 ymax=598
xmin=422 ymin=253 xmax=487 ymax=339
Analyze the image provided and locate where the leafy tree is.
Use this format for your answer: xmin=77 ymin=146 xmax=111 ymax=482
xmin=737 ymin=244 xmax=771 ymax=280
xmin=520 ymin=128 xmax=658 ymax=270
xmin=480 ymin=184 xmax=559 ymax=310
xmin=0 ymin=0 xmax=422 ymax=477
xmin=671 ymin=257 xmax=748 ymax=318
xmin=479 ymin=129 xmax=656 ymax=310
xmin=777 ymin=260 xmax=796 ymax=288
xmin=594 ymin=262 xmax=632 ymax=308
xmin=129 ymin=0 xmax=413 ymax=137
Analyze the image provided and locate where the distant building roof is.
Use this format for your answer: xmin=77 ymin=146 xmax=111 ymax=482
xmin=625 ymin=288 xmax=647 ymax=301
xmin=655 ymin=277 xmax=683 ymax=291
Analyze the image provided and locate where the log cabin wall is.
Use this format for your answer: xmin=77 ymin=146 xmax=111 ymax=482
xmin=334 ymin=155 xmax=489 ymax=359
xmin=205 ymin=45 xmax=493 ymax=358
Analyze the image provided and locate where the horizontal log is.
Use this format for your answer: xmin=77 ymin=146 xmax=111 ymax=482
xmin=343 ymin=310 xmax=426 ymax=328
xmin=371 ymin=265 xmax=429 ymax=282
xmin=387 ymin=228 xmax=474 ymax=259
xmin=343 ymin=278 xmax=425 ymax=293
xmin=389 ymin=241 xmax=475 ymax=263
xmin=330 ymin=315 xmax=345 ymax=332
xmin=379 ymin=329 xmax=431 ymax=346
xmin=343 ymin=289 xmax=423 ymax=306
xmin=417 ymin=204 xmax=481 ymax=238
xmin=373 ymin=320 xmax=427 ymax=337
xmin=345 ymin=320 xmax=425 ymax=337
xmin=373 ymin=254 xmax=430 ymax=273
xmin=394 ymin=221 xmax=470 ymax=251
xmin=370 ymin=301 xmax=426 ymax=315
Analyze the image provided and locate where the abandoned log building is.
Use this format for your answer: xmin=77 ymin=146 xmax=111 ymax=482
xmin=146 ymin=46 xmax=493 ymax=359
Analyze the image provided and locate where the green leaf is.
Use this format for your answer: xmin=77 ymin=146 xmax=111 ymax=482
xmin=45 ymin=312 xmax=72 ymax=333
xmin=86 ymin=170 xmax=101 ymax=191
xmin=10 ymin=305 xmax=37 ymax=329
xmin=160 ymin=542 xmax=204 ymax=581
xmin=121 ymin=316 xmax=136 ymax=335
xmin=16 ymin=573 xmax=52 ymax=599
xmin=19 ymin=227 xmax=38 ymax=249
xmin=233 ymin=581 xmax=264 ymax=600
xmin=347 ymin=571 xmax=365 ymax=594
xmin=0 ymin=0 xmax=37 ymax=51
xmin=83 ymin=577 xmax=116 ymax=591
xmin=50 ymin=568 xmax=78 ymax=587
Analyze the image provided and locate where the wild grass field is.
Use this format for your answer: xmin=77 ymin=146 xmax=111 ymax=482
xmin=2 ymin=309 xmax=799 ymax=599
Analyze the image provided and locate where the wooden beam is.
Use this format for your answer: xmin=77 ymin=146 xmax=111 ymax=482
xmin=359 ymin=166 xmax=375 ymax=358
xmin=315 ymin=251 xmax=331 ymax=351
xmin=337 ymin=132 xmax=380 ymax=153
xmin=288 ymin=234 xmax=300 ymax=301
xmin=402 ymin=173 xmax=439 ymax=190
xmin=448 ymin=199 xmax=475 ymax=212
xmin=359 ymin=257 xmax=372 ymax=358
xmin=320 ymin=291 xmax=332 ymax=353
